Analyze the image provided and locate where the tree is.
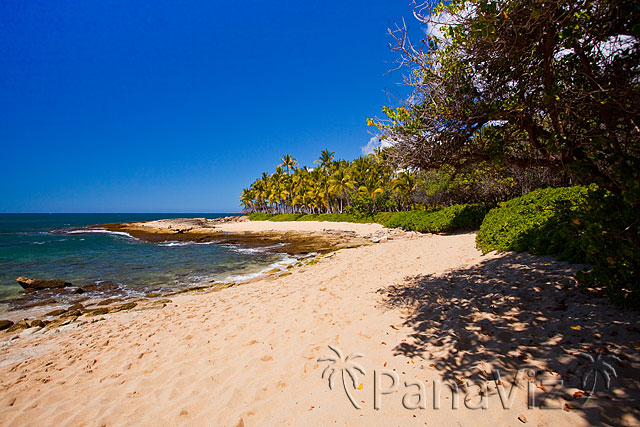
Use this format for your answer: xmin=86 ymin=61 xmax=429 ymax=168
xmin=314 ymin=149 xmax=336 ymax=170
xmin=280 ymin=154 xmax=298 ymax=174
xmin=371 ymin=0 xmax=639 ymax=199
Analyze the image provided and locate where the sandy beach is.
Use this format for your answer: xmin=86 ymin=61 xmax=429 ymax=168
xmin=1 ymin=221 xmax=639 ymax=426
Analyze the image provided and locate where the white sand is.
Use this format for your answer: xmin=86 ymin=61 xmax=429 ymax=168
xmin=1 ymin=224 xmax=638 ymax=426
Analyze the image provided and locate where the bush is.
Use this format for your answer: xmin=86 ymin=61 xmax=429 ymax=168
xmin=247 ymin=212 xmax=273 ymax=221
xmin=375 ymin=204 xmax=488 ymax=233
xmin=476 ymin=186 xmax=590 ymax=259
xmin=298 ymin=213 xmax=374 ymax=223
xmin=476 ymin=185 xmax=640 ymax=308
xmin=267 ymin=214 xmax=305 ymax=221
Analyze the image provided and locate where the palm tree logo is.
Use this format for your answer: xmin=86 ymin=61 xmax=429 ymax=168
xmin=318 ymin=345 xmax=366 ymax=409
xmin=575 ymin=352 xmax=620 ymax=403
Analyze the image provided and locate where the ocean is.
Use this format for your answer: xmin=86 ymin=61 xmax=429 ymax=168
xmin=0 ymin=214 xmax=294 ymax=311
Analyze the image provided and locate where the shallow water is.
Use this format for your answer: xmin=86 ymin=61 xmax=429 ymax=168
xmin=0 ymin=214 xmax=292 ymax=307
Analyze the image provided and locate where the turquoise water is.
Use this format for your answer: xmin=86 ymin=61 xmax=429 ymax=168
xmin=0 ymin=214 xmax=290 ymax=305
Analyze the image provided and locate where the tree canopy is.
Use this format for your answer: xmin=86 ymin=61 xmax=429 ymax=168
xmin=370 ymin=0 xmax=639 ymax=201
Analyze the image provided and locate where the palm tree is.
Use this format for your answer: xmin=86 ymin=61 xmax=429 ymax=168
xmin=314 ymin=149 xmax=335 ymax=170
xmin=280 ymin=154 xmax=298 ymax=174
xmin=239 ymin=188 xmax=254 ymax=212
xmin=328 ymin=169 xmax=356 ymax=213
xmin=392 ymin=171 xmax=416 ymax=210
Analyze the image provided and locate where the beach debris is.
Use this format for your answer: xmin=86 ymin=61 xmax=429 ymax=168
xmin=0 ymin=320 xmax=14 ymax=331
xmin=517 ymin=413 xmax=528 ymax=423
xmin=16 ymin=276 xmax=72 ymax=290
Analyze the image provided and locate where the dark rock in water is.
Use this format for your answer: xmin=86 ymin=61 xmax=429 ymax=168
xmin=45 ymin=309 xmax=66 ymax=317
xmin=72 ymin=288 xmax=85 ymax=294
xmin=30 ymin=319 xmax=45 ymax=328
xmin=0 ymin=320 xmax=14 ymax=331
xmin=18 ymin=298 xmax=58 ymax=310
xmin=80 ymin=282 xmax=119 ymax=293
xmin=16 ymin=276 xmax=71 ymax=290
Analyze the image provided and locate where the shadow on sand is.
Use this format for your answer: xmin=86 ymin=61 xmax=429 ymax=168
xmin=379 ymin=252 xmax=640 ymax=425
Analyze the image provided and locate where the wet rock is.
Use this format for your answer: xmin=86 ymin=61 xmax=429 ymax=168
xmin=79 ymin=282 xmax=119 ymax=293
xmin=16 ymin=276 xmax=71 ymax=290
xmin=0 ymin=320 xmax=14 ymax=331
xmin=87 ymin=308 xmax=109 ymax=316
xmin=20 ymin=298 xmax=59 ymax=310
xmin=45 ymin=309 xmax=66 ymax=317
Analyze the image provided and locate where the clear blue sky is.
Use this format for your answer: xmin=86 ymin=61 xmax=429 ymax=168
xmin=1 ymin=0 xmax=419 ymax=213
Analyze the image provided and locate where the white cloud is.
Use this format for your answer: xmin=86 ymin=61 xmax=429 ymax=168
xmin=361 ymin=136 xmax=393 ymax=155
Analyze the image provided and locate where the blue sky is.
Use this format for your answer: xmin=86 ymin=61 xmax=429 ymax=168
xmin=1 ymin=0 xmax=419 ymax=212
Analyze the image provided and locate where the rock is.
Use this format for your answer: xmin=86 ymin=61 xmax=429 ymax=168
xmin=79 ymin=282 xmax=119 ymax=293
xmin=16 ymin=276 xmax=71 ymax=290
xmin=68 ymin=303 xmax=85 ymax=312
xmin=45 ymin=309 xmax=66 ymax=317
xmin=97 ymin=298 xmax=122 ymax=306
xmin=0 ymin=320 xmax=14 ymax=331
xmin=88 ymin=308 xmax=109 ymax=316
xmin=110 ymin=302 xmax=137 ymax=312
xmin=60 ymin=310 xmax=82 ymax=318
xmin=29 ymin=319 xmax=45 ymax=328
xmin=6 ymin=320 xmax=29 ymax=333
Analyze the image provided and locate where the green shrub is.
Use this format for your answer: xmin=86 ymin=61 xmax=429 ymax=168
xmin=247 ymin=212 xmax=273 ymax=221
xmin=298 ymin=213 xmax=374 ymax=223
xmin=376 ymin=204 xmax=488 ymax=233
xmin=267 ymin=214 xmax=305 ymax=221
xmin=476 ymin=186 xmax=590 ymax=259
xmin=476 ymin=185 xmax=640 ymax=308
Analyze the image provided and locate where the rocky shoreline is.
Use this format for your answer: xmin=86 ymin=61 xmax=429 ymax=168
xmin=90 ymin=216 xmax=376 ymax=255
xmin=1 ymin=217 xmax=408 ymax=342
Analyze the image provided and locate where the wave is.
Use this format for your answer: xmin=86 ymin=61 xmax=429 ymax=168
xmin=220 ymin=254 xmax=298 ymax=283
xmin=225 ymin=243 xmax=289 ymax=254
xmin=157 ymin=241 xmax=217 ymax=247
xmin=63 ymin=229 xmax=136 ymax=239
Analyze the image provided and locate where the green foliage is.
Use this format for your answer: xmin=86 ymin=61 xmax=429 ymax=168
xmin=247 ymin=212 xmax=273 ymax=221
xmin=376 ymin=204 xmax=488 ymax=233
xmin=298 ymin=213 xmax=374 ymax=224
xmin=476 ymin=186 xmax=591 ymax=258
xmin=248 ymin=205 xmax=487 ymax=232
xmin=266 ymin=214 xmax=305 ymax=221
xmin=477 ymin=186 xmax=640 ymax=308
